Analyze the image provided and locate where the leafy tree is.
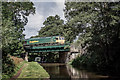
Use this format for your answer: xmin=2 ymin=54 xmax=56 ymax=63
xmin=2 ymin=2 xmax=35 ymax=55
xmin=38 ymin=15 xmax=64 ymax=37
xmin=2 ymin=2 xmax=35 ymax=38
xmin=2 ymin=2 xmax=35 ymax=78
xmin=65 ymin=2 xmax=120 ymax=74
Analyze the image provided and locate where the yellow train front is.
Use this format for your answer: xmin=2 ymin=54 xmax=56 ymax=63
xmin=55 ymin=36 xmax=65 ymax=44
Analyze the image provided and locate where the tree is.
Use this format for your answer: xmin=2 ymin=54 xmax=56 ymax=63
xmin=2 ymin=2 xmax=35 ymax=55
xmin=2 ymin=2 xmax=35 ymax=78
xmin=38 ymin=15 xmax=64 ymax=37
xmin=65 ymin=2 xmax=120 ymax=74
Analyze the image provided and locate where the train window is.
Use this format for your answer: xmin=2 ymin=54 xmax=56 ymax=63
xmin=62 ymin=38 xmax=64 ymax=40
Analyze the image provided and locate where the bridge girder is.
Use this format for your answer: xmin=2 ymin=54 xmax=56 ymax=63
xmin=24 ymin=44 xmax=70 ymax=53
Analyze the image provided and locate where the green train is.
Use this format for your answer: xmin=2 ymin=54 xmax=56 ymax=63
xmin=23 ymin=36 xmax=65 ymax=47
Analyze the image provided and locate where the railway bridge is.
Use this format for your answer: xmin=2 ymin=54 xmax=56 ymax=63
xmin=23 ymin=43 xmax=79 ymax=63
xmin=23 ymin=36 xmax=79 ymax=63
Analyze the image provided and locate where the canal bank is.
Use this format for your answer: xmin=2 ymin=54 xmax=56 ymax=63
xmin=8 ymin=61 xmax=50 ymax=80
xmin=18 ymin=62 xmax=50 ymax=78
xmin=40 ymin=63 xmax=109 ymax=80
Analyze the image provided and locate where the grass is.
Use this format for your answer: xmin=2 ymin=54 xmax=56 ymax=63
xmin=18 ymin=62 xmax=50 ymax=78
xmin=14 ymin=61 xmax=27 ymax=75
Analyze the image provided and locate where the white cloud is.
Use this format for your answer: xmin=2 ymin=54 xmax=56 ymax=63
xmin=55 ymin=1 xmax=66 ymax=20
xmin=23 ymin=11 xmax=44 ymax=38
xmin=24 ymin=1 xmax=66 ymax=39
xmin=26 ymin=12 xmax=43 ymax=28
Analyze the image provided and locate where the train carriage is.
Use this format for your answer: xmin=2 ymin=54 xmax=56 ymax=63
xmin=23 ymin=36 xmax=65 ymax=47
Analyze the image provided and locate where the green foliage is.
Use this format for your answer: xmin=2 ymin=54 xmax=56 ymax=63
xmin=2 ymin=2 xmax=35 ymax=55
xmin=2 ymin=61 xmax=27 ymax=78
xmin=2 ymin=2 xmax=35 ymax=78
xmin=38 ymin=15 xmax=64 ymax=37
xmin=65 ymin=2 xmax=120 ymax=74
xmin=2 ymin=55 xmax=15 ymax=78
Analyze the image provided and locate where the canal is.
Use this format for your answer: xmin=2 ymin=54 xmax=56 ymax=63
xmin=40 ymin=63 xmax=108 ymax=80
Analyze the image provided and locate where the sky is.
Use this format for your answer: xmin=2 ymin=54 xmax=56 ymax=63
xmin=23 ymin=0 xmax=65 ymax=39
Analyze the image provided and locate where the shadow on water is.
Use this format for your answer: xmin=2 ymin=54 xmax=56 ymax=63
xmin=40 ymin=63 xmax=113 ymax=80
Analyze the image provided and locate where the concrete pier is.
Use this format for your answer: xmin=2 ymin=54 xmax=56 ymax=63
xmin=59 ymin=52 xmax=68 ymax=63
xmin=25 ymin=52 xmax=28 ymax=62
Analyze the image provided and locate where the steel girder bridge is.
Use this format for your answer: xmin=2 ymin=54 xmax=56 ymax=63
xmin=24 ymin=44 xmax=70 ymax=53
xmin=23 ymin=44 xmax=70 ymax=63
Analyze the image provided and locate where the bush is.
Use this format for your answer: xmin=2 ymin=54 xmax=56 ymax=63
xmin=2 ymin=54 xmax=15 ymax=78
xmin=2 ymin=55 xmax=24 ymax=78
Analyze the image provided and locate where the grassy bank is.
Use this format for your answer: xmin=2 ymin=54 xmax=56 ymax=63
xmin=14 ymin=61 xmax=27 ymax=75
xmin=2 ymin=61 xmax=27 ymax=79
xmin=2 ymin=56 xmax=25 ymax=78
xmin=18 ymin=62 xmax=50 ymax=78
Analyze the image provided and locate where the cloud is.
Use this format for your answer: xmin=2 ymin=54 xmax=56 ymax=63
xmin=23 ymin=11 xmax=44 ymax=38
xmin=24 ymin=1 xmax=65 ymax=39
xmin=55 ymin=1 xmax=66 ymax=20
xmin=35 ymin=2 xmax=57 ymax=18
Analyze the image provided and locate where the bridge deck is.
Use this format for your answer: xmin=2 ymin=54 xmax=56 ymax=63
xmin=24 ymin=44 xmax=70 ymax=52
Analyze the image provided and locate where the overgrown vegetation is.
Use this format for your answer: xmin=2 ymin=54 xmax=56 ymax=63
xmin=2 ymin=56 xmax=26 ymax=78
xmin=2 ymin=2 xmax=35 ymax=78
xmin=64 ymin=2 xmax=120 ymax=76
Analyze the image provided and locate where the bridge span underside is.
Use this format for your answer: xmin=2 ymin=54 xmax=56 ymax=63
xmin=24 ymin=44 xmax=70 ymax=63
xmin=24 ymin=44 xmax=70 ymax=53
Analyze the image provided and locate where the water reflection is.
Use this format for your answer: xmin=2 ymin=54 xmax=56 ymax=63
xmin=41 ymin=63 xmax=108 ymax=80
xmin=41 ymin=63 xmax=70 ymax=78
xmin=67 ymin=65 xmax=88 ymax=78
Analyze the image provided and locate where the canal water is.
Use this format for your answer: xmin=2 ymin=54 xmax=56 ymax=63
xmin=41 ymin=63 xmax=109 ymax=80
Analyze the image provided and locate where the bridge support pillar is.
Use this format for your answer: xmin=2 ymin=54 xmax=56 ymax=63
xmin=25 ymin=52 xmax=28 ymax=62
xmin=59 ymin=52 xmax=69 ymax=63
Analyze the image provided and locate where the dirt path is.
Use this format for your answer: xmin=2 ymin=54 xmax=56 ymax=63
xmin=10 ymin=63 xmax=27 ymax=80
